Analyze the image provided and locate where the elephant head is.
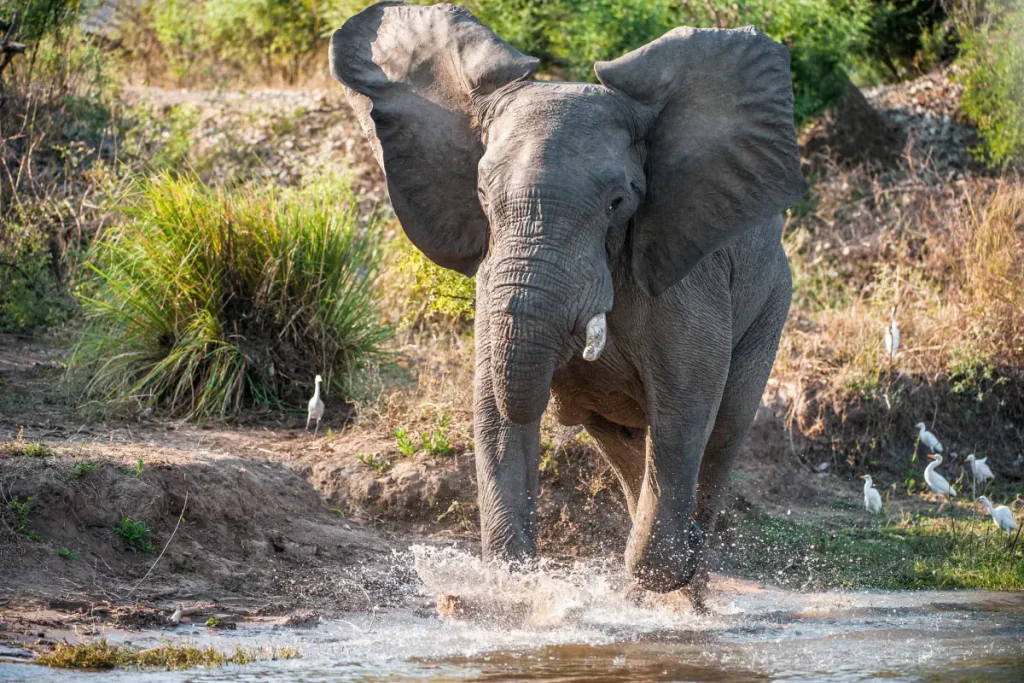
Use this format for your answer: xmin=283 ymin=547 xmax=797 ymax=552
xmin=331 ymin=2 xmax=803 ymax=429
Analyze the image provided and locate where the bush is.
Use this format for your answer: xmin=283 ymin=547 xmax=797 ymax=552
xmin=953 ymin=0 xmax=1024 ymax=166
xmin=396 ymin=241 xmax=475 ymax=328
xmin=120 ymin=0 xmax=878 ymax=124
xmin=71 ymin=173 xmax=391 ymax=419
xmin=1 ymin=0 xmax=119 ymax=335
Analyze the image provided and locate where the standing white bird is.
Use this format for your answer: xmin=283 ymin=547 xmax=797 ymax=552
xmin=307 ymin=374 xmax=325 ymax=435
xmin=860 ymin=475 xmax=883 ymax=513
xmin=924 ymin=453 xmax=956 ymax=497
xmin=966 ymin=454 xmax=994 ymax=484
xmin=915 ymin=422 xmax=943 ymax=454
xmin=883 ymin=306 xmax=899 ymax=362
xmin=977 ymin=496 xmax=1018 ymax=533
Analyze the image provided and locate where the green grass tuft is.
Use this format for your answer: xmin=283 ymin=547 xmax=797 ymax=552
xmin=70 ymin=173 xmax=391 ymax=420
xmin=356 ymin=452 xmax=391 ymax=475
xmin=66 ymin=461 xmax=97 ymax=480
xmin=59 ymin=546 xmax=82 ymax=560
xmin=115 ymin=517 xmax=155 ymax=554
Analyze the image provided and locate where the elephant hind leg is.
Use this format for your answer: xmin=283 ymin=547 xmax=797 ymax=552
xmin=583 ymin=414 xmax=646 ymax=518
xmin=688 ymin=278 xmax=791 ymax=609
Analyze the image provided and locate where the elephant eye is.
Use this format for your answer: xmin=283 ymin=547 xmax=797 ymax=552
xmin=607 ymin=196 xmax=624 ymax=213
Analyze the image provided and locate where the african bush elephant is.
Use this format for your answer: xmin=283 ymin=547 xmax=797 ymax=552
xmin=330 ymin=1 xmax=805 ymax=600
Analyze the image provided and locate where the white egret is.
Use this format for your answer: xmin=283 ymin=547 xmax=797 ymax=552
xmin=924 ymin=454 xmax=956 ymax=497
xmin=307 ymin=374 xmax=325 ymax=435
xmin=966 ymin=454 xmax=994 ymax=484
xmin=915 ymin=423 xmax=943 ymax=454
xmin=883 ymin=306 xmax=899 ymax=362
xmin=860 ymin=475 xmax=882 ymax=513
xmin=977 ymin=496 xmax=1018 ymax=533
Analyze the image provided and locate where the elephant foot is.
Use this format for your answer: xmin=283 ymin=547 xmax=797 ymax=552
xmin=627 ymin=520 xmax=705 ymax=593
xmin=680 ymin=567 xmax=712 ymax=615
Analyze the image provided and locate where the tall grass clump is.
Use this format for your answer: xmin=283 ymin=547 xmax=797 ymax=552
xmin=70 ymin=173 xmax=390 ymax=419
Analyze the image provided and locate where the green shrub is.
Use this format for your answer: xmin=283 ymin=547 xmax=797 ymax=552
xmin=122 ymin=0 xmax=878 ymax=124
xmin=71 ymin=173 xmax=391 ymax=420
xmin=954 ymin=0 xmax=1024 ymax=166
xmin=396 ymin=241 xmax=475 ymax=327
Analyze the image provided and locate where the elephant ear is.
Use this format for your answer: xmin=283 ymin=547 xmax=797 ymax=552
xmin=330 ymin=1 xmax=538 ymax=275
xmin=595 ymin=27 xmax=805 ymax=296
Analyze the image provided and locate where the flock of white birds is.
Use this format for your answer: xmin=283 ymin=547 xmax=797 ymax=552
xmin=861 ymin=308 xmax=1019 ymax=533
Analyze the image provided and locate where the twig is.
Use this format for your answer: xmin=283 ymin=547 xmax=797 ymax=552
xmin=126 ymin=491 xmax=189 ymax=597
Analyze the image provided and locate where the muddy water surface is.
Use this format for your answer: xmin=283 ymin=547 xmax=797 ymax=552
xmin=6 ymin=546 xmax=1023 ymax=682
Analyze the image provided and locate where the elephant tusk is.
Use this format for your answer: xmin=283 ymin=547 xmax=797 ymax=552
xmin=583 ymin=313 xmax=607 ymax=361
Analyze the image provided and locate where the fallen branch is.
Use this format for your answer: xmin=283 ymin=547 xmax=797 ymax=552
xmin=126 ymin=490 xmax=189 ymax=598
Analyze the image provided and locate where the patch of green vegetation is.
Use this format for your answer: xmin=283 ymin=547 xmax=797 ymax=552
xmin=70 ymin=173 xmax=391 ymax=420
xmin=4 ymin=442 xmax=55 ymax=458
xmin=420 ymin=414 xmax=454 ymax=456
xmin=59 ymin=546 xmax=82 ymax=560
xmin=66 ymin=461 xmax=97 ymax=480
xmin=397 ymin=240 xmax=476 ymax=327
xmin=394 ymin=428 xmax=418 ymax=457
xmin=356 ymin=452 xmax=391 ymax=475
xmin=5 ymin=496 xmax=35 ymax=536
xmin=947 ymin=345 xmax=1005 ymax=405
xmin=733 ymin=509 xmax=1024 ymax=591
xmin=125 ymin=457 xmax=144 ymax=478
xmin=35 ymin=638 xmax=299 ymax=670
xmin=539 ymin=439 xmax=561 ymax=477
xmin=205 ymin=617 xmax=220 ymax=628
xmin=115 ymin=517 xmax=155 ymax=554
xmin=953 ymin=0 xmax=1024 ymax=166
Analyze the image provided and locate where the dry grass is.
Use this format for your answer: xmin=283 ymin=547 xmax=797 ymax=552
xmin=778 ymin=157 xmax=1024 ymax=473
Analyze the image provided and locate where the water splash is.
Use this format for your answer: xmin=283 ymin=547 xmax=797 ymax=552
xmin=411 ymin=544 xmax=714 ymax=633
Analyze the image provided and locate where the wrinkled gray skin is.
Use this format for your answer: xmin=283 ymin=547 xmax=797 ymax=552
xmin=331 ymin=2 xmax=805 ymax=604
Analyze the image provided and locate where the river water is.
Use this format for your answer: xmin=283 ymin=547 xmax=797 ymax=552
xmin=5 ymin=545 xmax=1023 ymax=682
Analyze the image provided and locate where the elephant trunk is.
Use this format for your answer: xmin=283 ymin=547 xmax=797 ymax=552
xmin=487 ymin=253 xmax=569 ymax=425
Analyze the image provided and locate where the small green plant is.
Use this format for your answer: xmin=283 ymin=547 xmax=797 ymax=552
xmin=5 ymin=496 xmax=33 ymax=534
xmin=115 ymin=517 xmax=155 ymax=554
xmin=59 ymin=546 xmax=82 ymax=560
xmin=66 ymin=461 xmax=97 ymax=480
xmin=421 ymin=414 xmax=453 ymax=456
xmin=205 ymin=617 xmax=220 ymax=628
xmin=540 ymin=441 xmax=561 ymax=477
xmin=125 ymin=457 xmax=144 ymax=478
xmin=394 ymin=428 xmax=418 ymax=457
xmin=356 ymin=452 xmax=392 ymax=475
